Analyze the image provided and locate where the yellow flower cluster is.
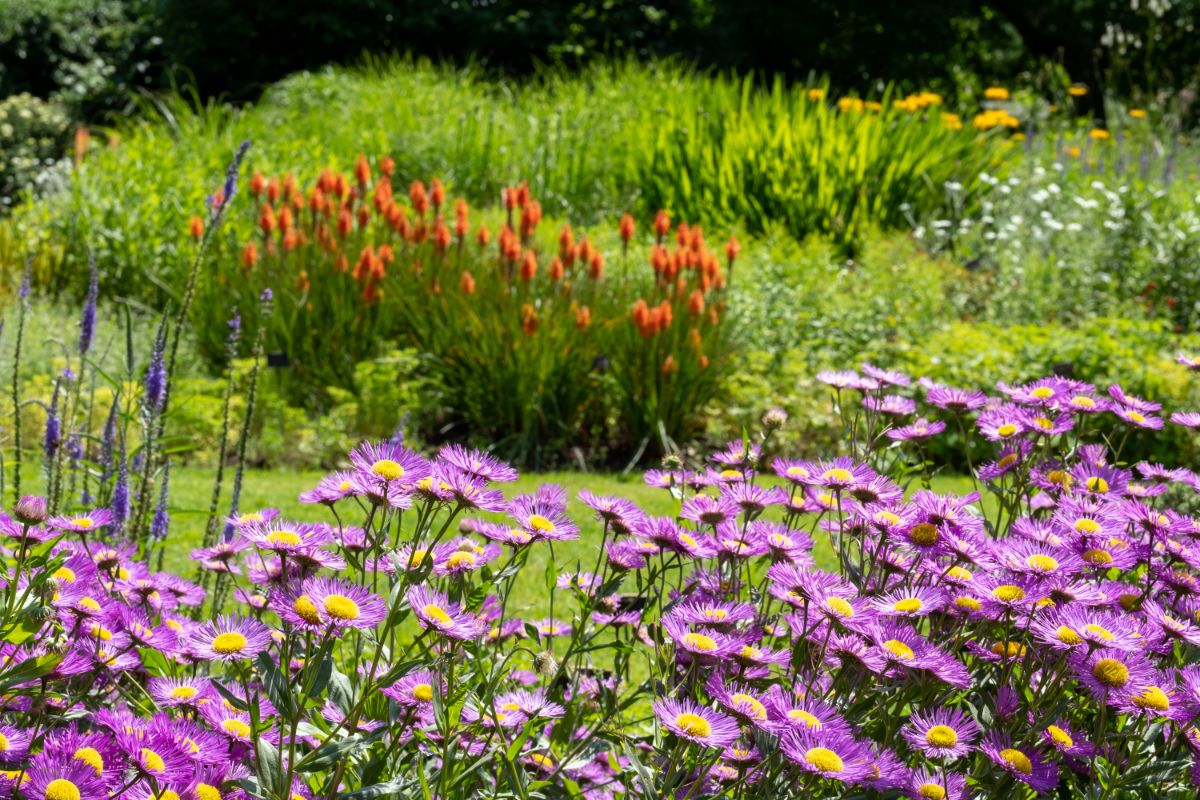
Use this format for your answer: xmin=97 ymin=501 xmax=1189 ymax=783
xmin=893 ymin=91 xmax=943 ymax=112
xmin=836 ymin=97 xmax=883 ymax=113
xmin=973 ymin=109 xmax=1020 ymax=130
xmin=984 ymin=86 xmax=1010 ymax=100
xmin=942 ymin=112 xmax=963 ymax=131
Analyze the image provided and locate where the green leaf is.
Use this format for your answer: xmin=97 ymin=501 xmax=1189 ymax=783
xmin=337 ymin=780 xmax=410 ymax=800
xmin=254 ymin=737 xmax=280 ymax=794
xmin=0 ymin=653 xmax=62 ymax=693
xmin=255 ymin=652 xmax=296 ymax=718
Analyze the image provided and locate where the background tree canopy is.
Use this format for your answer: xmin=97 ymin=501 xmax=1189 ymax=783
xmin=2 ymin=0 xmax=1199 ymax=119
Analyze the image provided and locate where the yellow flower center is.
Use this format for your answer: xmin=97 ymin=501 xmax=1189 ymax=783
xmin=682 ymin=632 xmax=718 ymax=652
xmin=954 ymin=596 xmax=981 ymax=611
xmin=786 ymin=466 xmax=809 ymax=478
xmin=918 ymin=784 xmax=946 ymax=800
xmin=788 ymin=709 xmax=822 ymax=728
xmin=1093 ymin=657 xmax=1130 ymax=688
xmin=996 ymin=424 xmax=1018 ymax=437
xmin=1084 ymin=623 xmax=1114 ymax=641
xmin=1055 ymin=626 xmax=1082 ymax=645
xmin=141 ymin=747 xmax=166 ymax=773
xmin=423 ymin=604 xmax=452 ymax=625
xmin=293 ymin=595 xmax=321 ymax=624
xmin=323 ymin=594 xmax=361 ymax=621
xmin=947 ymin=566 xmax=973 ymax=581
xmin=528 ymin=515 xmax=554 ymax=534
xmin=45 ymin=780 xmax=81 ymax=800
xmin=925 ymin=725 xmax=959 ymax=748
xmin=992 ymin=585 xmax=1025 ymax=602
xmin=1082 ymin=548 xmax=1113 ymax=565
xmin=71 ymin=517 xmax=95 ymax=530
xmin=893 ymin=598 xmax=923 ymax=613
xmin=169 ymin=686 xmax=198 ymax=701
xmin=804 ymin=747 xmax=844 ymax=773
xmin=1026 ymin=555 xmax=1059 ymax=572
xmin=222 ymin=719 xmax=251 ymax=738
xmin=674 ymin=712 xmax=712 ymax=738
xmin=266 ymin=530 xmax=301 ymax=546
xmin=678 ymin=533 xmax=698 ymax=548
xmin=1046 ymin=725 xmax=1073 ymax=748
xmin=909 ymin=523 xmax=939 ymax=546
xmin=825 ymin=597 xmax=854 ymax=618
xmin=529 ymin=753 xmax=554 ymax=768
xmin=998 ymin=453 xmax=1019 ymax=468
xmin=238 ymin=512 xmax=264 ymax=524
xmin=822 ymin=468 xmax=853 ymax=483
xmin=1128 ymin=411 xmax=1146 ymax=423
xmin=78 ymin=597 xmax=101 ymax=612
xmin=1031 ymin=387 xmax=1054 ymax=399
xmin=1086 ymin=477 xmax=1109 ymax=494
xmin=991 ymin=641 xmax=1025 ymax=658
xmin=446 ymin=551 xmax=477 ymax=569
xmin=195 ymin=784 xmax=222 ymax=800
xmin=53 ymin=566 xmax=77 ymax=582
xmin=720 ymin=469 xmax=741 ymax=480
xmin=884 ymin=639 xmax=915 ymax=661
xmin=1048 ymin=470 xmax=1072 ymax=486
xmin=211 ymin=631 xmax=248 ymax=655
xmin=89 ymin=624 xmax=113 ymax=641
xmin=74 ymin=747 xmax=103 ymax=776
xmin=1072 ymin=396 xmax=1095 ymax=408
xmin=731 ymin=693 xmax=767 ymax=720
xmin=371 ymin=459 xmax=404 ymax=480
xmin=1133 ymin=686 xmax=1170 ymax=711
xmin=875 ymin=511 xmax=901 ymax=526
xmin=1000 ymin=748 xmax=1032 ymax=775
xmin=702 ymin=608 xmax=728 ymax=621
xmin=412 ymin=683 xmax=434 ymax=702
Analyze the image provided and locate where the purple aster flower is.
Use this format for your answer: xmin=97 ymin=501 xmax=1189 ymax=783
xmin=406 ymin=584 xmax=484 ymax=640
xmin=976 ymin=404 xmax=1028 ymax=441
xmin=652 ymin=697 xmax=740 ymax=748
xmin=779 ymin=729 xmax=875 ymax=783
xmin=862 ymin=363 xmax=910 ymax=387
xmin=901 ymin=707 xmax=980 ymax=759
xmin=980 ymin=735 xmax=1058 ymax=793
xmin=1111 ymin=404 xmax=1163 ymax=429
xmin=1107 ymin=383 xmax=1161 ymax=413
xmin=806 ymin=456 xmax=875 ymax=491
xmin=494 ymin=688 xmax=565 ymax=720
xmin=148 ymin=676 xmax=212 ymax=708
xmin=13 ymin=494 xmax=47 ymax=525
xmin=24 ymin=755 xmax=108 ymax=800
xmin=863 ymin=394 xmax=917 ymax=415
xmin=705 ymin=675 xmax=771 ymax=727
xmin=872 ymin=585 xmax=946 ymax=617
xmin=243 ymin=519 xmax=333 ymax=554
xmin=680 ymin=494 xmax=740 ymax=526
xmin=1071 ymin=647 xmax=1155 ymax=701
xmin=349 ymin=440 xmax=430 ymax=486
xmin=1171 ymin=411 xmax=1200 ymax=428
xmin=906 ymin=770 xmax=967 ymax=800
xmin=437 ymin=443 xmax=518 ymax=482
xmin=299 ymin=577 xmax=387 ymax=631
xmin=47 ymin=508 xmax=115 ymax=534
xmin=662 ymin=617 xmax=743 ymax=661
xmin=578 ymin=490 xmax=646 ymax=535
xmin=999 ymin=377 xmax=1074 ymax=406
xmin=382 ymin=669 xmax=442 ymax=709
xmin=886 ymin=417 xmax=946 ymax=441
xmin=922 ymin=380 xmax=988 ymax=412
xmin=817 ymin=369 xmax=877 ymax=390
xmin=189 ymin=614 xmax=273 ymax=661
xmin=1040 ymin=720 xmax=1094 ymax=759
xmin=668 ymin=599 xmax=755 ymax=627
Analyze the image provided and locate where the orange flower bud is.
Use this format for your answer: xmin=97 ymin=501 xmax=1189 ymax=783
xmin=619 ymin=213 xmax=635 ymax=243
xmin=282 ymin=173 xmax=297 ymax=202
xmin=297 ymin=269 xmax=310 ymax=292
xmin=549 ymin=256 xmax=564 ymax=281
xmin=266 ymin=177 xmax=281 ymax=204
xmin=460 ymin=270 xmax=476 ymax=294
xmin=699 ymin=354 xmax=710 ymax=369
xmin=725 ymin=236 xmax=741 ymax=264
xmin=378 ymin=244 xmax=394 ymax=264
xmin=380 ymin=155 xmax=395 ymax=177
xmin=476 ymin=225 xmax=491 ymax=247
xmin=354 ymin=154 xmax=370 ymax=186
xmin=335 ymin=253 xmax=349 ymax=272
xmin=688 ymin=289 xmax=705 ymax=317
xmin=521 ymin=302 xmax=538 ymax=335
xmin=519 ymin=250 xmax=538 ymax=281
xmin=662 ymin=355 xmax=677 ymax=375
xmin=575 ymin=305 xmax=591 ymax=330
xmin=337 ymin=208 xmax=353 ymax=238
xmin=558 ymin=224 xmax=574 ymax=258
xmin=589 ymin=253 xmax=604 ymax=280
xmin=410 ymin=180 xmax=428 ymax=215
xmin=653 ymin=209 xmax=670 ymax=239
xmin=188 ymin=215 xmax=204 ymax=240
xmin=249 ymin=171 xmax=265 ymax=197
xmin=357 ymin=206 xmax=370 ymax=229
xmin=431 ymin=177 xmax=445 ymax=210
xmin=241 ymin=241 xmax=257 ymax=268
xmin=434 ymin=217 xmax=452 ymax=253
xmin=282 ymin=230 xmax=299 ymax=252
xmin=278 ymin=206 xmax=293 ymax=235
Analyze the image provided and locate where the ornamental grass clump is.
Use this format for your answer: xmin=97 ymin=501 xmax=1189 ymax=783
xmin=199 ymin=156 xmax=736 ymax=465
xmin=5 ymin=350 xmax=1200 ymax=797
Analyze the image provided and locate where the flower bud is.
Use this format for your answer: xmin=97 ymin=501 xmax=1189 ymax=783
xmin=13 ymin=494 xmax=47 ymax=525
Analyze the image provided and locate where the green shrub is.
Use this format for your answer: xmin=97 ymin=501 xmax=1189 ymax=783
xmin=0 ymin=94 xmax=71 ymax=208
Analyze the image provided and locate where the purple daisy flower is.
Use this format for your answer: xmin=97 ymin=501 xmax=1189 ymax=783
xmin=705 ymin=675 xmax=771 ymax=726
xmin=1171 ymin=411 xmax=1200 ymax=428
xmin=299 ymin=577 xmax=387 ymax=631
xmin=578 ymin=490 xmax=646 ymax=535
xmin=243 ymin=520 xmax=333 ymax=554
xmin=1071 ymin=647 xmax=1156 ymax=701
xmin=299 ymin=471 xmax=360 ymax=504
xmin=923 ymin=380 xmax=988 ymax=412
xmin=863 ymin=394 xmax=917 ymax=416
xmin=779 ymin=728 xmax=875 ymax=783
xmin=906 ymin=769 xmax=967 ymax=800
xmin=437 ymin=443 xmax=518 ymax=482
xmin=886 ymin=418 xmax=946 ymax=441
xmin=872 ymin=586 xmax=946 ymax=618
xmin=652 ymin=697 xmax=740 ymax=748
xmin=382 ymin=669 xmax=442 ymax=709
xmin=662 ymin=617 xmax=743 ymax=660
xmin=977 ymin=405 xmax=1028 ymax=441
xmin=862 ymin=363 xmax=910 ymax=387
xmin=148 ymin=676 xmax=211 ymax=708
xmin=46 ymin=508 xmax=115 ymax=534
xmin=981 ymin=735 xmax=1058 ymax=793
xmin=24 ymin=756 xmax=108 ymax=800
xmin=190 ymin=615 xmax=273 ymax=661
xmin=901 ymin=707 xmax=980 ymax=759
xmin=406 ymin=584 xmax=484 ymax=640
xmin=349 ymin=440 xmax=431 ymax=485
xmin=1040 ymin=720 xmax=1095 ymax=759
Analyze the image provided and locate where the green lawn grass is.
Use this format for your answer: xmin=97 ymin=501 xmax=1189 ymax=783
xmin=165 ymin=466 xmax=980 ymax=617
